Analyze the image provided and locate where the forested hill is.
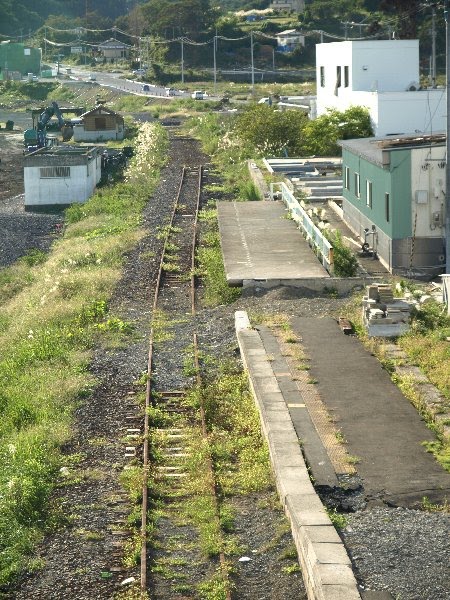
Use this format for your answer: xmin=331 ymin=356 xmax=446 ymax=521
xmin=0 ymin=0 xmax=131 ymax=36
xmin=0 ymin=0 xmax=440 ymax=50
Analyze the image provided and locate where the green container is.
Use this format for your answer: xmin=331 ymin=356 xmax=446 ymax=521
xmin=41 ymin=70 xmax=53 ymax=78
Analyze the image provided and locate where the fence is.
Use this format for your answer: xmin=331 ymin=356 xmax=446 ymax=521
xmin=270 ymin=181 xmax=334 ymax=274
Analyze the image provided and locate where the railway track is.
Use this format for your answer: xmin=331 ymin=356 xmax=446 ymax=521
xmin=138 ymin=165 xmax=232 ymax=598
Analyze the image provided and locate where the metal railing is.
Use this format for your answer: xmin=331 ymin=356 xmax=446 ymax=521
xmin=270 ymin=181 xmax=334 ymax=273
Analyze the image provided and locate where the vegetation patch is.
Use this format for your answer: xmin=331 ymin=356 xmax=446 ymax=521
xmin=0 ymin=121 xmax=167 ymax=586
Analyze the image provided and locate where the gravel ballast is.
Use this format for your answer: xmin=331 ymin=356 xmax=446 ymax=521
xmin=2 ymin=132 xmax=449 ymax=600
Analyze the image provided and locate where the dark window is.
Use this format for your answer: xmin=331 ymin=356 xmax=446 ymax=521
xmin=95 ymin=117 xmax=107 ymax=130
xmin=40 ymin=166 xmax=70 ymax=178
xmin=320 ymin=66 xmax=325 ymax=87
xmin=344 ymin=66 xmax=349 ymax=87
xmin=336 ymin=66 xmax=341 ymax=88
xmin=385 ymin=192 xmax=390 ymax=222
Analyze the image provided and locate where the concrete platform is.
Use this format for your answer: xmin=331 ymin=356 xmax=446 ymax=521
xmin=291 ymin=317 xmax=450 ymax=508
xmin=217 ymin=201 xmax=329 ymax=285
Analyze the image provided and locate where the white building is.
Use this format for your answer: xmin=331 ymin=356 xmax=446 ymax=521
xmin=24 ymin=146 xmax=101 ymax=207
xmin=270 ymin=0 xmax=304 ymax=12
xmin=276 ymin=30 xmax=305 ymax=53
xmin=316 ymin=40 xmax=446 ymax=136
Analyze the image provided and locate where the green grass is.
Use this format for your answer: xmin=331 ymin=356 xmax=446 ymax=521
xmin=196 ymin=206 xmax=241 ymax=307
xmin=0 ymin=121 xmax=168 ymax=586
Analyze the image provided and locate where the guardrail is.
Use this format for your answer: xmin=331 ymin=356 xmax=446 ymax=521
xmin=270 ymin=181 xmax=334 ymax=273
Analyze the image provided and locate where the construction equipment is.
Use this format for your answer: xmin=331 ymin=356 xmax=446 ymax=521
xmin=23 ymin=101 xmax=78 ymax=152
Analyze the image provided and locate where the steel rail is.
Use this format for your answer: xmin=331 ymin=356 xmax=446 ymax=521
xmin=190 ymin=167 xmax=232 ymax=600
xmin=140 ymin=164 xmax=231 ymax=598
xmin=140 ymin=166 xmax=187 ymax=592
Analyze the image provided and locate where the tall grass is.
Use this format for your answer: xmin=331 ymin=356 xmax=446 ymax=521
xmin=0 ymin=121 xmax=167 ymax=585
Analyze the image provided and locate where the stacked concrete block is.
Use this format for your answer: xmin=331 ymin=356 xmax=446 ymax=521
xmin=363 ymin=284 xmax=412 ymax=337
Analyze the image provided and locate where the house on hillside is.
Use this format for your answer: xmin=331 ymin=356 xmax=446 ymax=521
xmin=97 ymin=38 xmax=131 ymax=62
xmin=340 ymin=134 xmax=446 ymax=275
xmin=316 ymin=39 xmax=446 ymax=136
xmin=72 ymin=105 xmax=125 ymax=143
xmin=270 ymin=0 xmax=305 ymax=12
xmin=276 ymin=30 xmax=305 ymax=53
xmin=24 ymin=146 xmax=101 ymax=208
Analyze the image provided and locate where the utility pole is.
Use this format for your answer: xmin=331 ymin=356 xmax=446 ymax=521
xmin=213 ymin=31 xmax=217 ymax=95
xmin=181 ymin=37 xmax=184 ymax=84
xmin=445 ymin=0 xmax=450 ymax=272
xmin=250 ymin=30 xmax=255 ymax=94
xmin=431 ymin=3 xmax=437 ymax=88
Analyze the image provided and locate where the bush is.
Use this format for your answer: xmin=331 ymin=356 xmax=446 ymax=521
xmin=325 ymin=230 xmax=358 ymax=277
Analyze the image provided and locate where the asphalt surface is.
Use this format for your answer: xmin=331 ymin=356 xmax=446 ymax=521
xmin=291 ymin=316 xmax=450 ymax=507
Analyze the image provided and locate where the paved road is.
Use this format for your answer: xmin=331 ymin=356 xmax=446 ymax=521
xmin=291 ymin=316 xmax=450 ymax=508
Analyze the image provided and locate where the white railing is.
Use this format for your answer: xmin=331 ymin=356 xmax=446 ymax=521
xmin=270 ymin=181 xmax=334 ymax=273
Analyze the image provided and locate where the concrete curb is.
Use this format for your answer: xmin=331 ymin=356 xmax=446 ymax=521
xmin=235 ymin=310 xmax=361 ymax=600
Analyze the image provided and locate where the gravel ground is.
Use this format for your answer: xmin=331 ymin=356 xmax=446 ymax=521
xmin=3 ymin=130 xmax=449 ymax=600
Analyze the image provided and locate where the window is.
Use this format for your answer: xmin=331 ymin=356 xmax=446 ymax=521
xmin=344 ymin=166 xmax=350 ymax=190
xmin=95 ymin=117 xmax=107 ymax=130
xmin=366 ymin=180 xmax=373 ymax=208
xmin=344 ymin=65 xmax=349 ymax=87
xmin=40 ymin=166 xmax=70 ymax=178
xmin=336 ymin=66 xmax=341 ymax=88
xmin=385 ymin=192 xmax=390 ymax=222
xmin=354 ymin=173 xmax=360 ymax=198
xmin=320 ymin=66 xmax=325 ymax=87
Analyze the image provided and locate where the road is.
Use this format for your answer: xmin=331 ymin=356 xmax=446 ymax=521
xmin=55 ymin=64 xmax=218 ymax=101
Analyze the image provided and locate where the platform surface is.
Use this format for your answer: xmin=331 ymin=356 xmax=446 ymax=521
xmin=217 ymin=201 xmax=329 ymax=283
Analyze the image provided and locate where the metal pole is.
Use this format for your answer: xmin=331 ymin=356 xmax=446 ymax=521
xmin=213 ymin=33 xmax=217 ymax=94
xmin=445 ymin=0 xmax=450 ymax=272
xmin=181 ymin=38 xmax=184 ymax=84
xmin=432 ymin=4 xmax=437 ymax=88
xmin=250 ymin=30 xmax=254 ymax=94
xmin=272 ymin=47 xmax=275 ymax=70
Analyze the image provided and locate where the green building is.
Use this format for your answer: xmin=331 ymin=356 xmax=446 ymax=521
xmin=0 ymin=41 xmax=41 ymax=77
xmin=341 ymin=134 xmax=446 ymax=276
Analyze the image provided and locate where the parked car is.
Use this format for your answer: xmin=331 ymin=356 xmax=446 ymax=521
xmin=89 ymin=73 xmax=96 ymax=81
xmin=258 ymin=97 xmax=273 ymax=105
xmin=191 ymin=90 xmax=204 ymax=100
xmin=143 ymin=84 xmax=150 ymax=92
xmin=165 ymin=87 xmax=176 ymax=96
xmin=133 ymin=68 xmax=146 ymax=76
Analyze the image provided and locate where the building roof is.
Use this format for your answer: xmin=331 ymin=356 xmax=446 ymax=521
xmin=340 ymin=133 xmax=446 ymax=167
xmin=98 ymin=38 xmax=131 ymax=49
xmin=277 ymin=29 xmax=302 ymax=37
xmin=80 ymin=105 xmax=124 ymax=121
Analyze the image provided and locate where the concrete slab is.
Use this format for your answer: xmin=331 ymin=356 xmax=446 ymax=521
xmin=217 ymin=200 xmax=329 ymax=285
xmin=286 ymin=494 xmax=330 ymax=526
xmin=321 ymin=584 xmax=363 ymax=600
xmin=292 ymin=317 xmax=450 ymax=507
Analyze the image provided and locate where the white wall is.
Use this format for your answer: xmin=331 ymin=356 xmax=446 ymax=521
xmin=316 ymin=40 xmax=419 ymax=102
xmin=25 ymin=160 xmax=99 ymax=206
xmin=411 ymin=146 xmax=446 ymax=238
xmin=73 ymin=124 xmax=124 ymax=142
xmin=316 ymin=88 xmax=445 ymax=137
xmin=351 ymin=40 xmax=419 ymax=92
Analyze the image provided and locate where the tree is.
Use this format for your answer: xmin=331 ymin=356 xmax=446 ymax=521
xmin=140 ymin=0 xmax=217 ymax=38
xmin=301 ymin=106 xmax=373 ymax=156
xmin=235 ymin=105 xmax=308 ymax=156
